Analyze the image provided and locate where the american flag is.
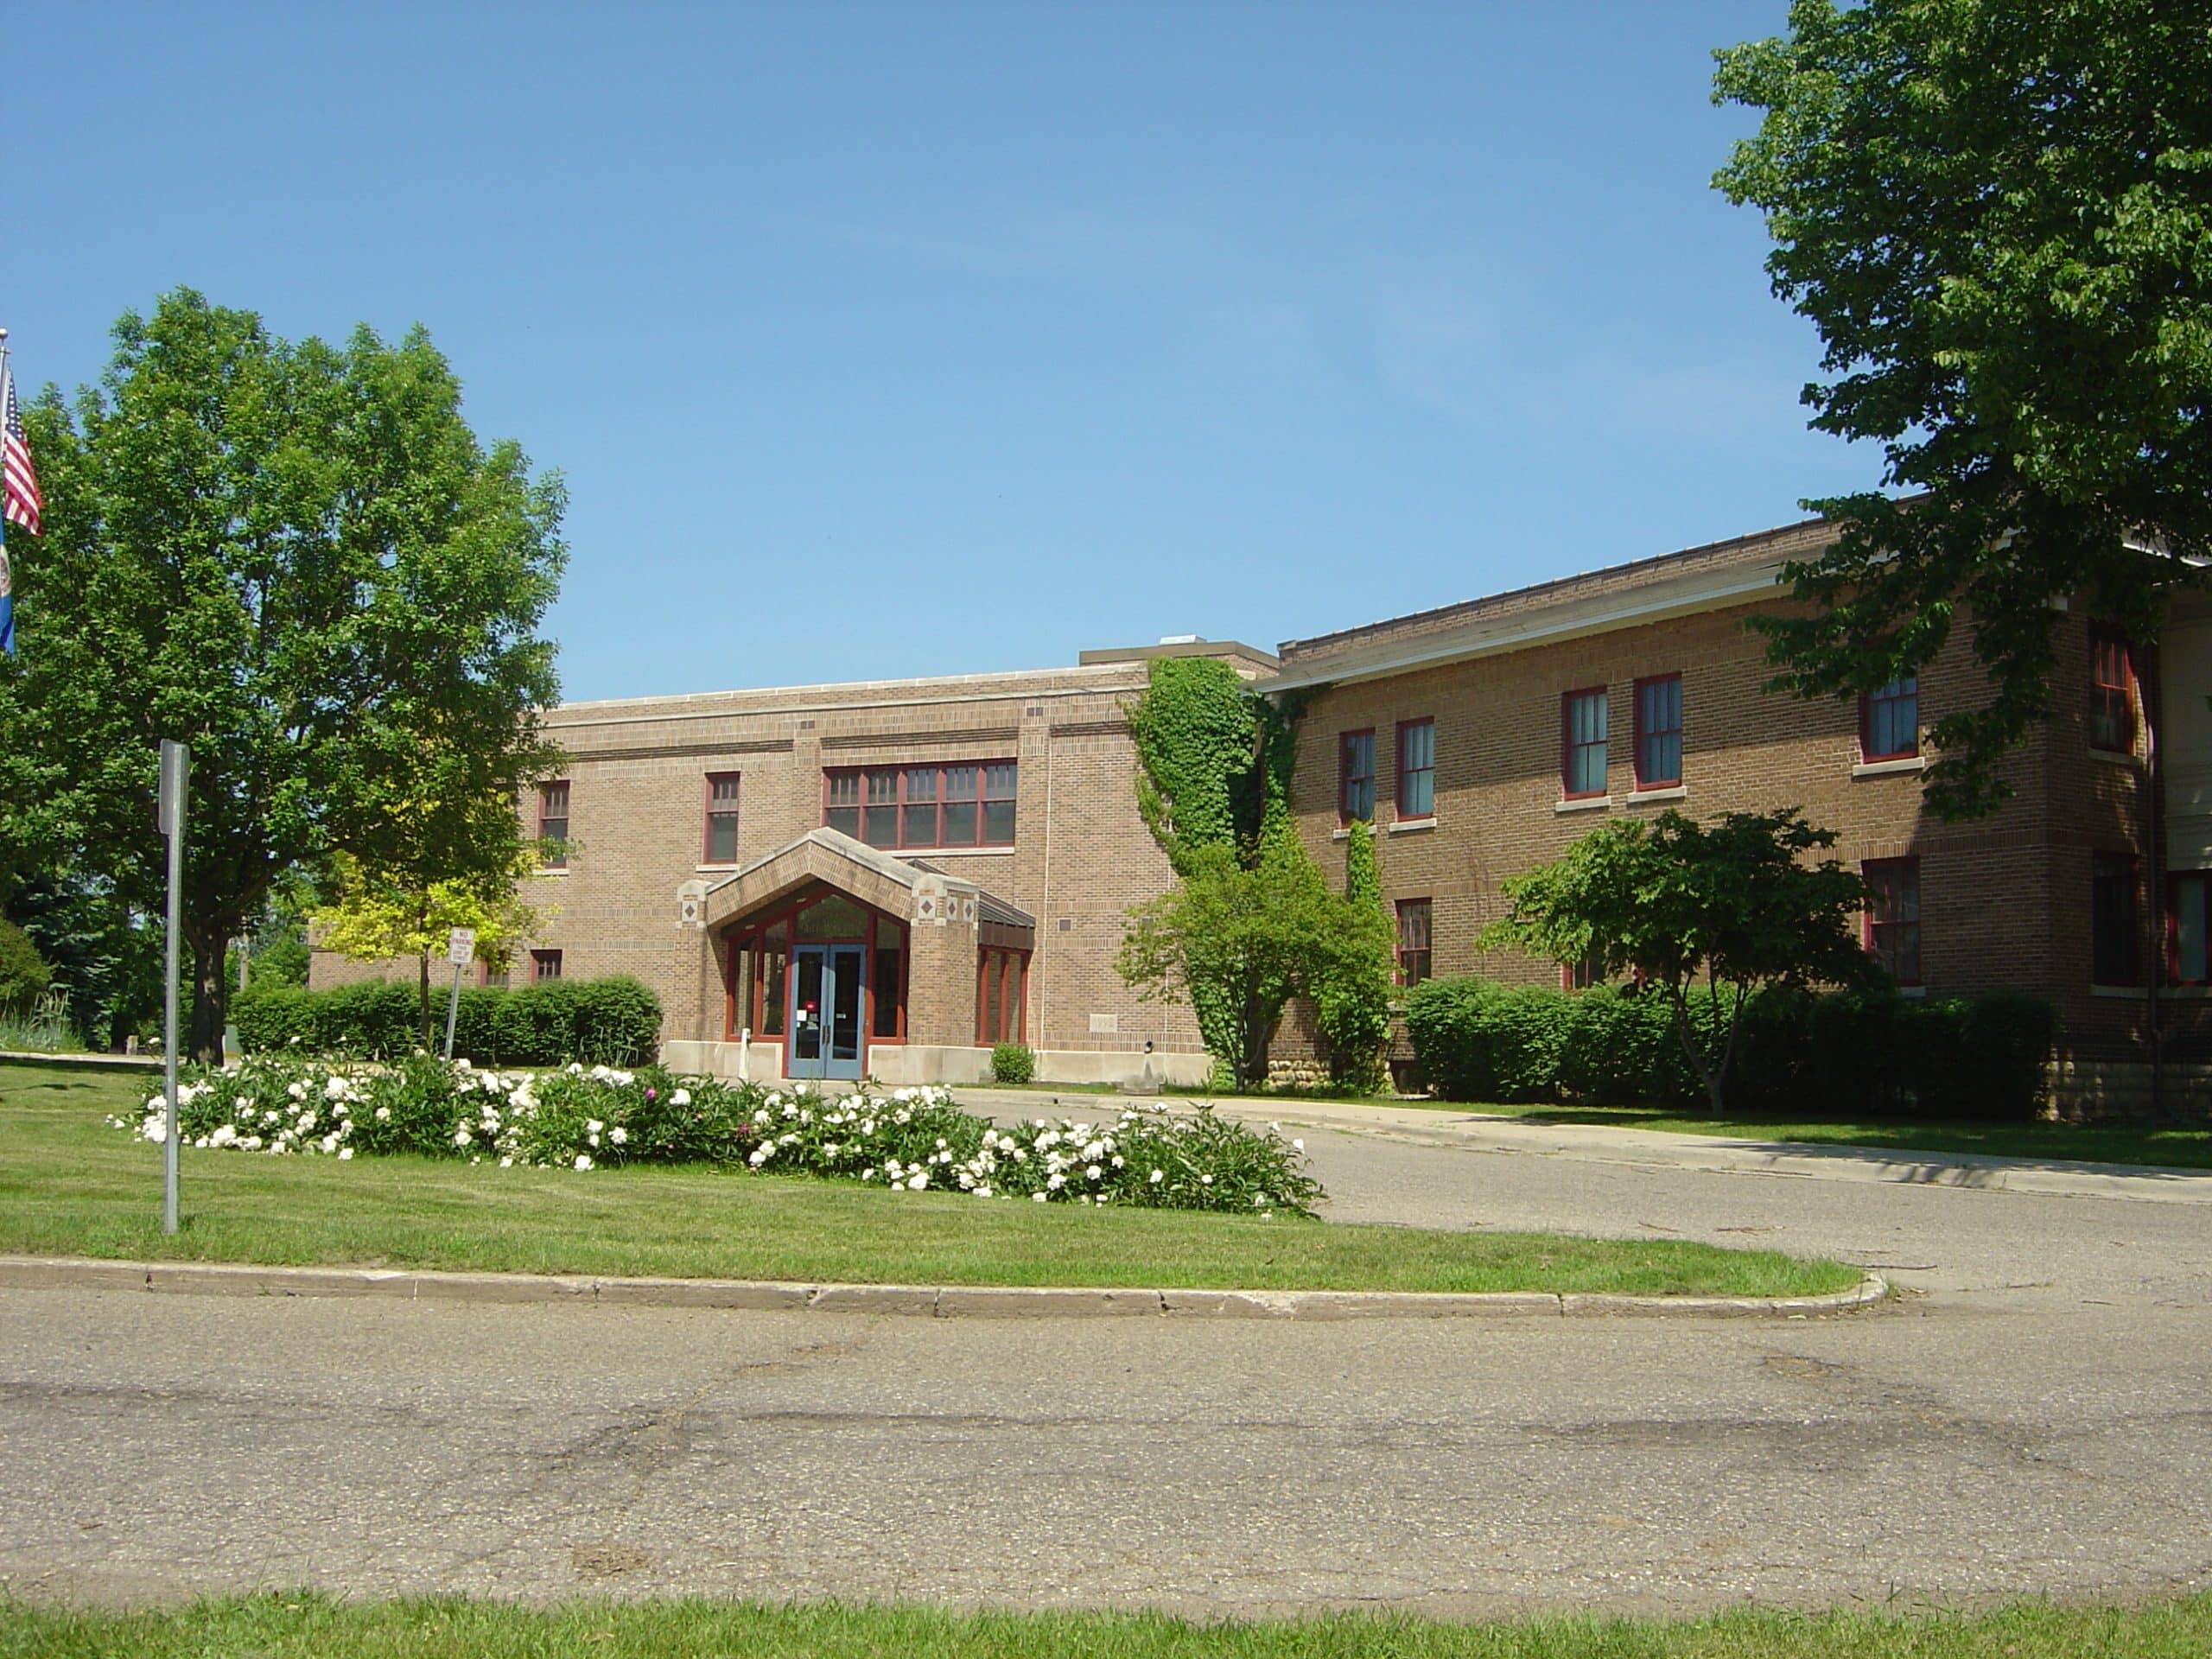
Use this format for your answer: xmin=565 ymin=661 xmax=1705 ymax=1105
xmin=2 ymin=357 xmax=40 ymax=537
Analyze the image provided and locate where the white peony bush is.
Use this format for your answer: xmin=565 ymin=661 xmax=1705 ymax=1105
xmin=110 ymin=1055 xmax=1324 ymax=1215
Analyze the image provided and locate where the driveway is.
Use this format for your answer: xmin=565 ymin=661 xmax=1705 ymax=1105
xmin=2 ymin=1110 xmax=2207 ymax=1615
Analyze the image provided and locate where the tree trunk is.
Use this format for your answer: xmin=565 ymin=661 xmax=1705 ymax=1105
xmin=187 ymin=929 xmax=229 ymax=1064
xmin=417 ymin=952 xmax=434 ymax=1047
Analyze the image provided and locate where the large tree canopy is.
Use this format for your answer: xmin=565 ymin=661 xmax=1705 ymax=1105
xmin=0 ymin=290 xmax=566 ymax=1058
xmin=1713 ymin=0 xmax=2212 ymax=817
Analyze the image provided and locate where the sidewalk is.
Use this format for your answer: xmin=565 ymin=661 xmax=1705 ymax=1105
xmin=951 ymin=1087 xmax=2212 ymax=1206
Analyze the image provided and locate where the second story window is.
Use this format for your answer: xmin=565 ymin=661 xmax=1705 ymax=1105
xmin=1395 ymin=719 xmax=1434 ymax=819
xmin=1860 ymin=675 xmax=1919 ymax=761
xmin=824 ymin=762 xmax=1016 ymax=850
xmin=703 ymin=772 xmax=741 ymax=863
xmin=1339 ymin=730 xmax=1375 ymax=823
xmin=1863 ymin=857 xmax=1922 ymax=987
xmin=1395 ymin=898 xmax=1432 ymax=987
xmin=1561 ymin=688 xmax=1607 ymax=799
xmin=537 ymin=780 xmax=569 ymax=868
xmin=1634 ymin=674 xmax=1682 ymax=790
xmin=2090 ymin=628 xmax=2134 ymax=753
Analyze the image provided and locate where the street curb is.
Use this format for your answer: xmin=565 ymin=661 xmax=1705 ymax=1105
xmin=0 ymin=1255 xmax=1891 ymax=1320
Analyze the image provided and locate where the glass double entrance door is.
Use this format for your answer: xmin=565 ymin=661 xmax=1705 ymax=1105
xmin=789 ymin=944 xmax=865 ymax=1081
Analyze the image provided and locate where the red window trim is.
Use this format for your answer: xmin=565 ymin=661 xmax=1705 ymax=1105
xmin=720 ymin=893 xmax=909 ymax=1044
xmin=2169 ymin=870 xmax=2210 ymax=987
xmin=1858 ymin=676 xmax=1920 ymax=763
xmin=1394 ymin=897 xmax=1432 ymax=988
xmin=1395 ymin=717 xmax=1435 ymax=820
xmin=702 ymin=771 xmax=741 ymax=864
xmin=1338 ymin=729 xmax=1376 ymax=825
xmin=1861 ymin=856 xmax=1923 ymax=988
xmin=529 ymin=948 xmax=563 ymax=984
xmin=2088 ymin=626 xmax=2136 ymax=753
xmin=536 ymin=779 xmax=569 ymax=868
xmin=1632 ymin=672 xmax=1683 ymax=790
xmin=976 ymin=946 xmax=1030 ymax=1046
xmin=821 ymin=760 xmax=1018 ymax=850
xmin=1560 ymin=687 xmax=1607 ymax=800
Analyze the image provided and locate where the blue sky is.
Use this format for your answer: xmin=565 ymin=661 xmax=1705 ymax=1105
xmin=4 ymin=3 xmax=1878 ymax=702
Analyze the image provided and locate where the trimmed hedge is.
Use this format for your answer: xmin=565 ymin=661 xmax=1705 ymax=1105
xmin=233 ymin=976 xmax=662 ymax=1066
xmin=1406 ymin=975 xmax=2057 ymax=1120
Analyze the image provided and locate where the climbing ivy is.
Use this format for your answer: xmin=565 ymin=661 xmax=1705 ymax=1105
xmin=1312 ymin=818 xmax=1394 ymax=1091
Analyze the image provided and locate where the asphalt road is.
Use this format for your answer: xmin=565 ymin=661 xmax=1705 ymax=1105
xmin=3 ymin=1113 xmax=2209 ymax=1616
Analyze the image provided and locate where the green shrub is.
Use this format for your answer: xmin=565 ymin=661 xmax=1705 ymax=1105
xmin=1403 ymin=977 xmax=1569 ymax=1103
xmin=990 ymin=1041 xmax=1036 ymax=1084
xmin=571 ymin=976 xmax=663 ymax=1065
xmin=0 ymin=919 xmax=54 ymax=1009
xmin=234 ymin=975 xmax=664 ymax=1066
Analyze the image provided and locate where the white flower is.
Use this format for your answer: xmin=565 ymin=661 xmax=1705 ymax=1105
xmin=1292 ymin=1138 xmax=1305 ymax=1151
xmin=587 ymin=1120 xmax=605 ymax=1135
xmin=499 ymin=1156 xmax=512 ymax=1167
xmin=1111 ymin=1154 xmax=1125 ymax=1168
xmin=142 ymin=1121 xmax=166 ymax=1143
xmin=1047 ymin=1173 xmax=1065 ymax=1190
xmin=454 ymin=1128 xmax=473 ymax=1147
xmin=566 ymin=1063 xmax=584 ymax=1075
xmin=375 ymin=1106 xmax=391 ymax=1122
xmin=1086 ymin=1164 xmax=1102 ymax=1179
xmin=748 ymin=1147 xmax=770 ymax=1166
xmin=608 ymin=1127 xmax=627 ymax=1146
xmin=671 ymin=1088 xmax=691 ymax=1107
xmin=338 ymin=1147 xmax=354 ymax=1160
xmin=320 ymin=1135 xmax=340 ymax=1154
xmin=324 ymin=1077 xmax=348 ymax=1101
xmin=574 ymin=1154 xmax=593 ymax=1171
xmin=1033 ymin=1192 xmax=1048 ymax=1202
xmin=1149 ymin=1168 xmax=1164 ymax=1184
xmin=907 ymin=1173 xmax=928 ymax=1191
xmin=210 ymin=1124 xmax=237 ymax=1147
xmin=1200 ymin=1173 xmax=1214 ymax=1185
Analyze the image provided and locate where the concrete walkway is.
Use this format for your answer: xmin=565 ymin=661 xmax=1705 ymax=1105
xmin=953 ymin=1087 xmax=2212 ymax=1205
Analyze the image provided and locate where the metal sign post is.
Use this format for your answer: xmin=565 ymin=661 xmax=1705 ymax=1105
xmin=442 ymin=928 xmax=476 ymax=1061
xmin=157 ymin=740 xmax=188 ymax=1235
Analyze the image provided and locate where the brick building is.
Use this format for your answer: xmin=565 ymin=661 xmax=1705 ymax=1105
xmin=311 ymin=514 xmax=2210 ymax=1109
xmin=1266 ymin=517 xmax=2212 ymax=1109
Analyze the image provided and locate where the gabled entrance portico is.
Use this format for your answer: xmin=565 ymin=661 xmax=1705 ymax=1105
xmin=665 ymin=827 xmax=1033 ymax=1085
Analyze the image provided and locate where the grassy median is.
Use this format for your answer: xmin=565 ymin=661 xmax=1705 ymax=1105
xmin=3 ymin=1592 xmax=2208 ymax=1658
xmin=0 ymin=1062 xmax=1859 ymax=1297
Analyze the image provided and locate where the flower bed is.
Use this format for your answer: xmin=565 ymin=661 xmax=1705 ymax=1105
xmin=110 ymin=1055 xmax=1324 ymax=1217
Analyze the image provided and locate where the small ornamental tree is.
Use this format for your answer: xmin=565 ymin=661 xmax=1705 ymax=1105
xmin=312 ymin=849 xmax=542 ymax=1044
xmin=1480 ymin=808 xmax=1875 ymax=1113
xmin=1118 ymin=843 xmax=1369 ymax=1092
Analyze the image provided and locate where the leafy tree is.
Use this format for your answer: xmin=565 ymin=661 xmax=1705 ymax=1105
xmin=0 ymin=290 xmax=566 ymax=1058
xmin=1117 ymin=842 xmax=1385 ymax=1092
xmin=312 ymin=848 xmax=541 ymax=1043
xmin=1310 ymin=818 xmax=1394 ymax=1091
xmin=0 ymin=918 xmax=53 ymax=1010
xmin=1481 ymin=809 xmax=1874 ymax=1113
xmin=1713 ymin=0 xmax=2212 ymax=817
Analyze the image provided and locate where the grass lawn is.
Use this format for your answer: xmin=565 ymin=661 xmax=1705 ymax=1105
xmin=3 ymin=1592 xmax=2208 ymax=1658
xmin=0 ymin=1062 xmax=1857 ymax=1298
xmin=1410 ymin=1099 xmax=2212 ymax=1171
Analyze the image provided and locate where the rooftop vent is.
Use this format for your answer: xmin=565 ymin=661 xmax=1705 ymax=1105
xmin=1157 ymin=634 xmax=1204 ymax=645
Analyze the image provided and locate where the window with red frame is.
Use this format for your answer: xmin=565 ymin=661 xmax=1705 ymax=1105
xmin=976 ymin=947 xmax=1028 ymax=1044
xmin=1395 ymin=718 xmax=1434 ymax=819
xmin=530 ymin=949 xmax=563 ymax=983
xmin=823 ymin=762 xmax=1015 ymax=849
xmin=1339 ymin=730 xmax=1375 ymax=823
xmin=537 ymin=780 xmax=569 ymax=868
xmin=2171 ymin=872 xmax=2209 ymax=987
xmin=2090 ymin=629 xmax=2135 ymax=753
xmin=1561 ymin=950 xmax=1602 ymax=991
xmin=1862 ymin=858 xmax=1921 ymax=987
xmin=1560 ymin=688 xmax=1607 ymax=799
xmin=1859 ymin=675 xmax=1918 ymax=761
xmin=2092 ymin=852 xmax=2138 ymax=985
xmin=703 ymin=772 xmax=741 ymax=863
xmin=1634 ymin=674 xmax=1682 ymax=789
xmin=1395 ymin=898 xmax=1432 ymax=987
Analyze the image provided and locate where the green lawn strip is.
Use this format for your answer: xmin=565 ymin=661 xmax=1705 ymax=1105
xmin=3 ymin=1592 xmax=2208 ymax=1659
xmin=1414 ymin=1099 xmax=2212 ymax=1172
xmin=0 ymin=1064 xmax=1855 ymax=1298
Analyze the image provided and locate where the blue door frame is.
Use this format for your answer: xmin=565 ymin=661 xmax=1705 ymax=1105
xmin=789 ymin=943 xmax=866 ymax=1082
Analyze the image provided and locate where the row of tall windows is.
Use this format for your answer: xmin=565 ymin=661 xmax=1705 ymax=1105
xmin=1338 ymin=719 xmax=1435 ymax=824
xmin=1561 ymin=675 xmax=1688 ymax=798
